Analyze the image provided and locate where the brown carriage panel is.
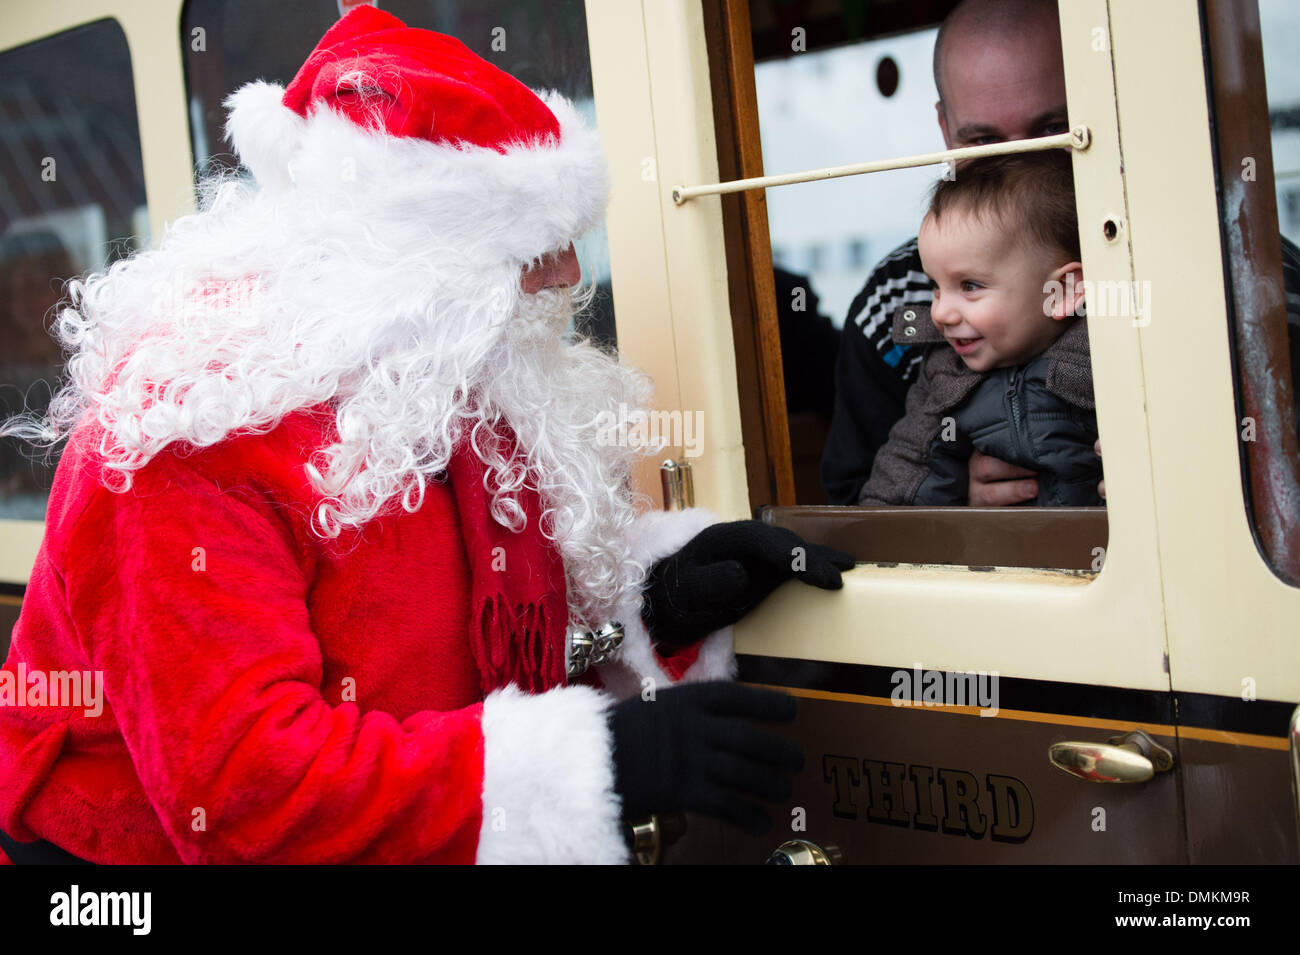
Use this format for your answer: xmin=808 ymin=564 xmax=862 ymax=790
xmin=1179 ymin=735 xmax=1297 ymax=864
xmin=0 ymin=598 xmax=19 ymax=661
xmin=673 ymin=694 xmax=1182 ymax=864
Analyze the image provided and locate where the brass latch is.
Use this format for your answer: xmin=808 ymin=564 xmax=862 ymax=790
xmin=1049 ymin=729 xmax=1174 ymax=783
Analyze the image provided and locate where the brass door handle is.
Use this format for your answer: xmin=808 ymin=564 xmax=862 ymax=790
xmin=765 ymin=840 xmax=841 ymax=865
xmin=627 ymin=813 xmax=687 ymax=865
xmin=1049 ymin=729 xmax=1174 ymax=783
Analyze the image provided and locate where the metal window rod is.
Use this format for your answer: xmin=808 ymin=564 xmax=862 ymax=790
xmin=671 ymin=126 xmax=1091 ymax=205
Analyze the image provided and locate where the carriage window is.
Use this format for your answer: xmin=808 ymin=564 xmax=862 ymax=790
xmin=755 ymin=21 xmax=944 ymax=506
xmin=0 ymin=19 xmax=149 ymax=521
xmin=722 ymin=0 xmax=1105 ymax=571
xmin=1203 ymin=0 xmax=1300 ymax=586
xmin=180 ymin=0 xmax=617 ymax=351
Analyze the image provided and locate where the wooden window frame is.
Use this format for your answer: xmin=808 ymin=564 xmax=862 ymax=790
xmin=701 ymin=0 xmax=1107 ymax=571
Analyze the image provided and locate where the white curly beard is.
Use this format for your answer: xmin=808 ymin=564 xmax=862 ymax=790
xmin=2 ymin=171 xmax=656 ymax=629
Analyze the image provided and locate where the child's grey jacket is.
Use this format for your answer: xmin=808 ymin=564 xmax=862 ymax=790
xmin=856 ymin=305 xmax=1102 ymax=506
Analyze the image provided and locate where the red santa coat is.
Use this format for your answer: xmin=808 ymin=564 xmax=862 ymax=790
xmin=0 ymin=407 xmax=733 ymax=864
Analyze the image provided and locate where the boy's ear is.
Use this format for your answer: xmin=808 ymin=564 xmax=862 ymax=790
xmin=1048 ymin=261 xmax=1085 ymax=321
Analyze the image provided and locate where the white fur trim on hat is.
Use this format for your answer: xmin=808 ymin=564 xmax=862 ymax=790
xmin=222 ymin=82 xmax=608 ymax=265
xmin=598 ymin=507 xmax=738 ymax=700
xmin=222 ymin=81 xmax=307 ymax=193
xmin=476 ymin=683 xmax=627 ymax=864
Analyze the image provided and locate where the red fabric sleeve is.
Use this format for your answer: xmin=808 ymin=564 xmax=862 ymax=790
xmin=648 ymin=640 xmax=704 ymax=682
xmin=59 ymin=460 xmax=486 ymax=864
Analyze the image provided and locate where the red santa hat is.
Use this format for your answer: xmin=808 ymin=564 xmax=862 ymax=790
xmin=221 ymin=5 xmax=607 ymax=265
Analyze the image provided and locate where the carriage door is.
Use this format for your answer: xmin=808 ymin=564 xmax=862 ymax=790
xmin=634 ymin=0 xmax=1185 ymax=863
xmin=1130 ymin=0 xmax=1300 ymax=864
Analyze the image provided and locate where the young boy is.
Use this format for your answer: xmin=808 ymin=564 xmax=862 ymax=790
xmin=857 ymin=151 xmax=1102 ymax=506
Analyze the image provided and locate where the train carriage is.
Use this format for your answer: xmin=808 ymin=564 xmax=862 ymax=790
xmin=0 ymin=0 xmax=1297 ymax=865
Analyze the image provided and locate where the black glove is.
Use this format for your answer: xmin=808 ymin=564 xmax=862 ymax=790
xmin=608 ymin=681 xmax=803 ymax=835
xmin=641 ymin=520 xmax=855 ymax=646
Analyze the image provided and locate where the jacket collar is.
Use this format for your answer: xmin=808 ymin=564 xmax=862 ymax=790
xmin=889 ymin=303 xmax=1091 ymax=363
xmin=889 ymin=303 xmax=946 ymax=345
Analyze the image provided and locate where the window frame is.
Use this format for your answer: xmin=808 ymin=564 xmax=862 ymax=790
xmin=705 ymin=0 xmax=1113 ymax=573
xmin=1104 ymin=0 xmax=1300 ymax=705
xmin=1200 ymin=0 xmax=1300 ymax=587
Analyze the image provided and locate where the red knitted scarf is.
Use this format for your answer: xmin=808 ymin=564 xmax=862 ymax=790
xmin=443 ymin=424 xmax=569 ymax=695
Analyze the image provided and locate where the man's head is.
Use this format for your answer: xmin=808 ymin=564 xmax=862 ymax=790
xmin=918 ymin=151 xmax=1084 ymax=372
xmin=521 ymin=243 xmax=582 ymax=295
xmin=933 ymin=0 xmax=1068 ymax=149
xmin=5 ymin=8 xmax=648 ymax=628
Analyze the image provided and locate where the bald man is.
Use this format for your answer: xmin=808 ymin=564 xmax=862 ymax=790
xmin=822 ymin=0 xmax=1069 ymax=506
xmin=822 ymin=0 xmax=1300 ymax=506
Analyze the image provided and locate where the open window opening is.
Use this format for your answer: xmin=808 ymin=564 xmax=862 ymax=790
xmin=0 ymin=19 xmax=150 ymax=526
xmin=705 ymin=0 xmax=1108 ymax=571
xmin=1202 ymin=0 xmax=1300 ymax=586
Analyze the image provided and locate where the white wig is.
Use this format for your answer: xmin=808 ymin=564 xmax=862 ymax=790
xmin=2 ymin=81 xmax=655 ymax=628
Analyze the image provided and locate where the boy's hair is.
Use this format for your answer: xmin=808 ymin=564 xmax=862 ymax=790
xmin=928 ymin=150 xmax=1080 ymax=261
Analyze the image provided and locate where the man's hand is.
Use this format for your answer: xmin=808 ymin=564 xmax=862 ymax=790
xmin=609 ymin=682 xmax=803 ymax=834
xmin=968 ymin=450 xmax=1038 ymax=506
xmin=640 ymin=520 xmax=855 ymax=647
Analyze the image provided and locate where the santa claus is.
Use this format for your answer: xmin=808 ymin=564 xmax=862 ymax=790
xmin=0 ymin=7 xmax=852 ymax=864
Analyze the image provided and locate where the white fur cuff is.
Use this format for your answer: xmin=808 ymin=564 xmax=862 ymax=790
xmin=625 ymin=506 xmax=723 ymax=571
xmin=599 ymin=507 xmax=738 ymax=699
xmin=476 ymin=684 xmax=627 ymax=864
xmin=598 ymin=616 xmax=737 ymax=701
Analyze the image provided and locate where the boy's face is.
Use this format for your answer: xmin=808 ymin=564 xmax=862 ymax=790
xmin=918 ymin=207 xmax=1071 ymax=372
